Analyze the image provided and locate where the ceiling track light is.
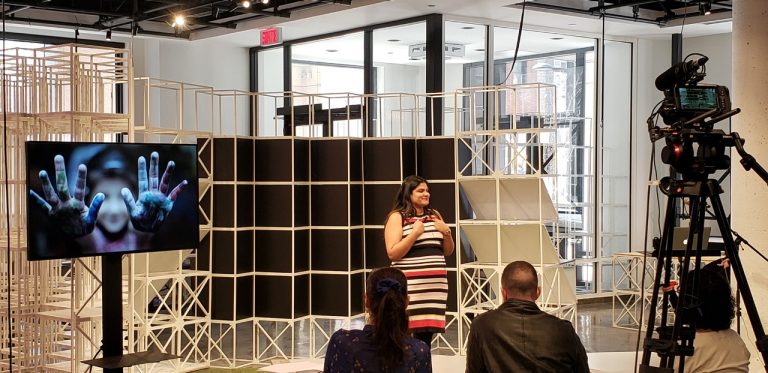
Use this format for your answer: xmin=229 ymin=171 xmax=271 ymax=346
xmin=261 ymin=0 xmax=269 ymax=4
xmin=699 ymin=1 xmax=712 ymax=15
xmin=172 ymin=14 xmax=186 ymax=27
xmin=241 ymin=0 xmax=251 ymax=8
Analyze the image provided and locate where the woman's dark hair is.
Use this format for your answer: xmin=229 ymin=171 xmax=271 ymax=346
xmin=389 ymin=175 xmax=432 ymax=219
xmin=683 ymin=268 xmax=734 ymax=331
xmin=367 ymin=267 xmax=410 ymax=371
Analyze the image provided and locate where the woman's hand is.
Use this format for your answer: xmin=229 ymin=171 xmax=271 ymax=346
xmin=411 ymin=219 xmax=425 ymax=237
xmin=122 ymin=152 xmax=187 ymax=232
xmin=29 ymin=155 xmax=104 ymax=238
xmin=431 ymin=215 xmax=451 ymax=236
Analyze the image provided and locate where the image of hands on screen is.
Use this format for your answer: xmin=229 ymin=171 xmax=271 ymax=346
xmin=26 ymin=143 xmax=198 ymax=260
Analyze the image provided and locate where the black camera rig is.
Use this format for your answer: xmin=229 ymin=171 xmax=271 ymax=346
xmin=640 ymin=54 xmax=768 ymax=373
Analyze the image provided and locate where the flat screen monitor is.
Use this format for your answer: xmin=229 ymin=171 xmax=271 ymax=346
xmin=26 ymin=141 xmax=199 ymax=260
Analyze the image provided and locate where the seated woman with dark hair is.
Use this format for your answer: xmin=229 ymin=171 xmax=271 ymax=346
xmin=679 ymin=266 xmax=750 ymax=372
xmin=323 ymin=267 xmax=432 ymax=373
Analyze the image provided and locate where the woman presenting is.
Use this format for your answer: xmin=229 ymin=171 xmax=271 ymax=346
xmin=384 ymin=175 xmax=454 ymax=347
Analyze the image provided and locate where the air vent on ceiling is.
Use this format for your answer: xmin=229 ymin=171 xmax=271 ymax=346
xmin=408 ymin=43 xmax=466 ymax=59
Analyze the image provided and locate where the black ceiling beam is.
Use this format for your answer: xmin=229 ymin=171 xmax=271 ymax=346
xmin=588 ymin=0 xmax=663 ymax=13
xmin=2 ymin=0 xmax=130 ymax=17
xmin=3 ymin=5 xmax=29 ymax=16
xmin=522 ymin=2 xmax=663 ymax=25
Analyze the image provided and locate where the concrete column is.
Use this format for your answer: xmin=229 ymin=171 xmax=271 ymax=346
xmin=731 ymin=0 xmax=768 ymax=368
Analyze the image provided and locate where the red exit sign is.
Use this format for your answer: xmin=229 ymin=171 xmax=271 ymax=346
xmin=260 ymin=27 xmax=282 ymax=46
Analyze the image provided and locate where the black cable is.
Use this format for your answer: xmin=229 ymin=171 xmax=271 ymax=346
xmin=497 ymin=0 xmax=525 ymax=85
xmin=634 ymin=141 xmax=657 ymax=373
xmin=2 ymin=0 xmax=14 ymax=371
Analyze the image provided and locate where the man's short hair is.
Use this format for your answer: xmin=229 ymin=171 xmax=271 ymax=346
xmin=501 ymin=261 xmax=538 ymax=298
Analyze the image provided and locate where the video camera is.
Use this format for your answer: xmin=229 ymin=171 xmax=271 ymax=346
xmin=648 ymin=54 xmax=741 ymax=178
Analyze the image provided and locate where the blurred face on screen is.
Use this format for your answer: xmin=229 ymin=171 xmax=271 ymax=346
xmin=93 ymin=178 xmax=130 ymax=234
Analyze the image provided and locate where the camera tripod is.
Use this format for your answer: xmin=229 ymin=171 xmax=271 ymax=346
xmin=639 ymin=133 xmax=768 ymax=372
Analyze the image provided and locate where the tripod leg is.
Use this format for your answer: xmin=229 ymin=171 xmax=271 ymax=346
xmin=641 ymin=194 xmax=678 ymax=368
xmin=709 ymin=192 xmax=768 ymax=369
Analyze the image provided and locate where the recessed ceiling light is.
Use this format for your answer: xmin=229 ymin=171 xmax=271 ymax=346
xmin=387 ymin=39 xmax=400 ymax=42
xmin=461 ymin=26 xmax=475 ymax=30
xmin=326 ymin=49 xmax=338 ymax=53
xmin=567 ymin=23 xmax=577 ymax=26
xmin=550 ymin=37 xmax=563 ymax=40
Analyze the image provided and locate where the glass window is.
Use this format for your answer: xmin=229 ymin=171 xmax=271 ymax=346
xmin=493 ymin=27 xmax=598 ymax=294
xmin=291 ymin=33 xmax=364 ymax=137
xmin=445 ymin=21 xmax=486 ymax=137
xmin=257 ymin=47 xmax=284 ymax=136
xmin=372 ymin=22 xmax=426 ymax=137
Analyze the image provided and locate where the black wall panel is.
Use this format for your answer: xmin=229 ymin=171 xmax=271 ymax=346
xmin=213 ymin=138 xmax=235 ymax=182
xmin=417 ymin=137 xmax=455 ymax=180
xmin=294 ymin=274 xmax=310 ymax=317
xmin=236 ymin=138 xmax=254 ymax=182
xmin=236 ymin=276 xmax=254 ymax=318
xmin=349 ymin=139 xmax=362 ymax=182
xmin=236 ymin=230 xmax=254 ymax=273
xmin=254 ymin=230 xmax=293 ymax=273
xmin=254 ymin=139 xmax=293 ymax=182
xmin=427 ymin=182 xmax=456 ymax=224
xmin=311 ymin=139 xmax=348 ymax=182
xmin=211 ymin=277 xmax=234 ymax=320
xmin=197 ymin=231 xmax=211 ymax=271
xmin=311 ymin=185 xmax=348 ymax=226
xmin=350 ymin=229 xmax=364 ymax=271
xmin=363 ymin=139 xmax=402 ymax=181
xmin=363 ymin=184 xmax=399 ymax=225
xmin=254 ymin=185 xmax=293 ymax=227
xmin=212 ymin=231 xmax=234 ymax=274
xmin=294 ymin=185 xmax=309 ymax=227
xmin=364 ymin=228 xmax=389 ymax=269
xmin=402 ymin=139 xmax=417 ymax=177
xmin=213 ymin=185 xmax=235 ymax=228
xmin=236 ymin=184 xmax=254 ymax=227
xmin=311 ymin=275 xmax=354 ymax=316
xmin=311 ymin=229 xmax=349 ymax=272
xmin=350 ymin=184 xmax=362 ymax=226
xmin=294 ymin=139 xmax=310 ymax=182
xmin=254 ymin=275 xmax=294 ymax=318
xmin=294 ymin=230 xmax=310 ymax=272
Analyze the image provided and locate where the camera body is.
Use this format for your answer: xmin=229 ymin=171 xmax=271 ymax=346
xmin=659 ymin=85 xmax=731 ymax=128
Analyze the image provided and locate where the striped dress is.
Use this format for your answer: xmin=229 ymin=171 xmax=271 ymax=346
xmin=391 ymin=212 xmax=448 ymax=334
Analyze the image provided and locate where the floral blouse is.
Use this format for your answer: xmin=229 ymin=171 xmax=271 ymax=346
xmin=323 ymin=325 xmax=432 ymax=373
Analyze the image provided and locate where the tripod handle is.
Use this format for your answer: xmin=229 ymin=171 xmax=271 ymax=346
xmin=732 ymin=132 xmax=768 ymax=186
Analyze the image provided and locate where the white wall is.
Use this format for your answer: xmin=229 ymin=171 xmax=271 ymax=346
xmin=630 ymin=33 xmax=733 ymax=253
xmin=131 ymin=37 xmax=250 ymax=136
xmin=631 ymin=38 xmax=671 ymax=252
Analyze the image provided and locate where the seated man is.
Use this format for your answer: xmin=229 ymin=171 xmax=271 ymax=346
xmin=465 ymin=261 xmax=589 ymax=373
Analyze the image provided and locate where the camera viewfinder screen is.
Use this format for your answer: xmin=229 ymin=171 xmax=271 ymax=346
xmin=677 ymin=87 xmax=719 ymax=111
xmin=26 ymin=141 xmax=199 ymax=261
